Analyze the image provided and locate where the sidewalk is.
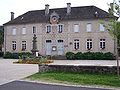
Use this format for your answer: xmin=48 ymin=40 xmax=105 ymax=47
xmin=50 ymin=60 xmax=120 ymax=66
xmin=0 ymin=59 xmax=38 ymax=85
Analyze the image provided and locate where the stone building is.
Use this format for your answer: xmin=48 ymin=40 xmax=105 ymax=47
xmin=4 ymin=3 xmax=115 ymax=56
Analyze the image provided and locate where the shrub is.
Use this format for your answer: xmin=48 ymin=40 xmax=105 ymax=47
xmin=0 ymin=52 xmax=4 ymax=57
xmin=3 ymin=52 xmax=13 ymax=59
xmin=103 ymin=52 xmax=115 ymax=60
xmin=66 ymin=52 xmax=75 ymax=60
xmin=19 ymin=52 xmax=32 ymax=59
xmin=75 ymin=52 xmax=83 ymax=60
xmin=12 ymin=53 xmax=19 ymax=59
xmin=3 ymin=52 xmax=32 ymax=59
xmin=83 ymin=52 xmax=95 ymax=60
xmin=94 ymin=52 xmax=104 ymax=60
xmin=66 ymin=52 xmax=115 ymax=60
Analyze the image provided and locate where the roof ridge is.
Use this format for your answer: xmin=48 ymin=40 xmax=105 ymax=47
xmin=28 ymin=5 xmax=96 ymax=12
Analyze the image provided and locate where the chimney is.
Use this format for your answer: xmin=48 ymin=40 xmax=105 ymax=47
xmin=67 ymin=3 xmax=71 ymax=15
xmin=45 ymin=4 xmax=49 ymax=15
xmin=11 ymin=12 xmax=14 ymax=20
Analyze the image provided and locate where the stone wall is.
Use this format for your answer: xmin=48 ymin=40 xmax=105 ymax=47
xmin=38 ymin=64 xmax=120 ymax=74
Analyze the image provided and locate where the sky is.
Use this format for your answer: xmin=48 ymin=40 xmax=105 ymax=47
xmin=0 ymin=0 xmax=114 ymax=25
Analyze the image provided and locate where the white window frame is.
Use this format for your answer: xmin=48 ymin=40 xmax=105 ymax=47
xmin=58 ymin=24 xmax=64 ymax=33
xmin=22 ymin=27 xmax=26 ymax=34
xmin=22 ymin=41 xmax=26 ymax=51
xmin=86 ymin=23 xmax=92 ymax=32
xmin=74 ymin=24 xmax=79 ymax=32
xmin=99 ymin=39 xmax=105 ymax=49
xmin=32 ymin=26 xmax=36 ymax=34
xmin=86 ymin=39 xmax=92 ymax=50
xmin=12 ymin=28 xmax=16 ymax=35
xmin=46 ymin=25 xmax=52 ymax=33
xmin=12 ymin=41 xmax=16 ymax=50
xmin=100 ymin=24 xmax=105 ymax=31
xmin=74 ymin=39 xmax=79 ymax=50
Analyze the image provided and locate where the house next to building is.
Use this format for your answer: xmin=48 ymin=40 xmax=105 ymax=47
xmin=4 ymin=3 xmax=115 ymax=56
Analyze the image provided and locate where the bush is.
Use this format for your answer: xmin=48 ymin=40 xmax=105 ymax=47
xmin=103 ymin=52 xmax=115 ymax=60
xmin=12 ymin=53 xmax=19 ymax=59
xmin=3 ymin=52 xmax=32 ymax=59
xmin=3 ymin=52 xmax=13 ymax=59
xmin=94 ymin=52 xmax=104 ymax=60
xmin=83 ymin=52 xmax=95 ymax=60
xmin=66 ymin=52 xmax=115 ymax=60
xmin=0 ymin=52 xmax=4 ymax=57
xmin=19 ymin=52 xmax=32 ymax=58
xmin=75 ymin=52 xmax=83 ymax=59
xmin=66 ymin=52 xmax=75 ymax=60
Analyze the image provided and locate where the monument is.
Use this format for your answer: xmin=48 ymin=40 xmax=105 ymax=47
xmin=31 ymin=34 xmax=39 ymax=57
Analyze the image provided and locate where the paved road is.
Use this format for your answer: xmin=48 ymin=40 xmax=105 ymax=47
xmin=0 ymin=59 xmax=38 ymax=85
xmin=0 ymin=81 xmax=110 ymax=90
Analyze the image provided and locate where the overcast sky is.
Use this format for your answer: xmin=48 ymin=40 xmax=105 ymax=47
xmin=0 ymin=0 xmax=113 ymax=25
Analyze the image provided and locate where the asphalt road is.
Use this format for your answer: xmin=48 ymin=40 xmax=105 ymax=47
xmin=0 ymin=81 xmax=110 ymax=90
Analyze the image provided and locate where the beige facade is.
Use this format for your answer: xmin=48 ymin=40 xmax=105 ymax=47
xmin=4 ymin=19 xmax=115 ymax=55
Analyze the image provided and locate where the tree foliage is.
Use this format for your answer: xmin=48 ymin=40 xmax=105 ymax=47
xmin=0 ymin=26 xmax=4 ymax=51
xmin=107 ymin=0 xmax=120 ymax=47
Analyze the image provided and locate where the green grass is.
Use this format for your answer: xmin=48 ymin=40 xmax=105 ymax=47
xmin=27 ymin=72 xmax=120 ymax=87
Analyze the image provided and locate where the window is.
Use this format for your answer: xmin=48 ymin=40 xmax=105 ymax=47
xmin=58 ymin=40 xmax=63 ymax=43
xmin=100 ymin=24 xmax=105 ymax=31
xmin=22 ymin=27 xmax=26 ymax=34
xmin=12 ymin=41 xmax=16 ymax=50
xmin=74 ymin=39 xmax=79 ymax=50
xmin=22 ymin=41 xmax=26 ymax=51
xmin=74 ymin=24 xmax=79 ymax=32
xmin=12 ymin=28 xmax=16 ymax=35
xmin=46 ymin=25 xmax=51 ymax=33
xmin=46 ymin=40 xmax=52 ymax=43
xmin=99 ymin=39 xmax=105 ymax=49
xmin=86 ymin=23 xmax=92 ymax=32
xmin=32 ymin=26 xmax=36 ymax=34
xmin=58 ymin=24 xmax=63 ymax=33
xmin=86 ymin=39 xmax=92 ymax=50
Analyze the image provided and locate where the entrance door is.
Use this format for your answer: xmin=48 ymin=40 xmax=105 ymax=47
xmin=46 ymin=40 xmax=52 ymax=55
xmin=57 ymin=40 xmax=64 ymax=55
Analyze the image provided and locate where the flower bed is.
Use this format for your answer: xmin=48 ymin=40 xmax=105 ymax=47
xmin=13 ymin=56 xmax=54 ymax=64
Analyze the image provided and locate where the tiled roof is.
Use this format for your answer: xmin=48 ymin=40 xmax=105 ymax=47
xmin=4 ymin=6 xmax=111 ymax=25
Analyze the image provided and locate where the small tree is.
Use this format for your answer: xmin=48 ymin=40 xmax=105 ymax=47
xmin=106 ymin=0 xmax=120 ymax=76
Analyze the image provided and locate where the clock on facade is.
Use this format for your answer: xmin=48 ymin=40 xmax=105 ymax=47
xmin=50 ymin=11 xmax=59 ymax=24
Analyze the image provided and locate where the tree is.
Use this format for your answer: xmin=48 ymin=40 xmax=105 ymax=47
xmin=0 ymin=26 xmax=4 ymax=51
xmin=107 ymin=0 xmax=120 ymax=76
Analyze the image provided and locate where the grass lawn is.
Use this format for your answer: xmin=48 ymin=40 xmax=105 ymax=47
xmin=27 ymin=72 xmax=120 ymax=87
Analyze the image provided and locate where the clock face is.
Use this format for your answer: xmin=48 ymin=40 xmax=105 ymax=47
xmin=52 ymin=16 xmax=57 ymax=22
xmin=50 ymin=11 xmax=59 ymax=24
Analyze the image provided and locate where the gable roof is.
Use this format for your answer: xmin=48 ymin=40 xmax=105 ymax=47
xmin=4 ymin=6 xmax=111 ymax=25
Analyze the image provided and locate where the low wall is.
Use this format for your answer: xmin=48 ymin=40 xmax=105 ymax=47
xmin=38 ymin=65 xmax=120 ymax=74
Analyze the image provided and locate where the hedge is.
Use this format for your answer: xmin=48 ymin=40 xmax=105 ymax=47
xmin=3 ymin=52 xmax=32 ymax=59
xmin=66 ymin=52 xmax=115 ymax=60
xmin=0 ymin=52 xmax=4 ymax=57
